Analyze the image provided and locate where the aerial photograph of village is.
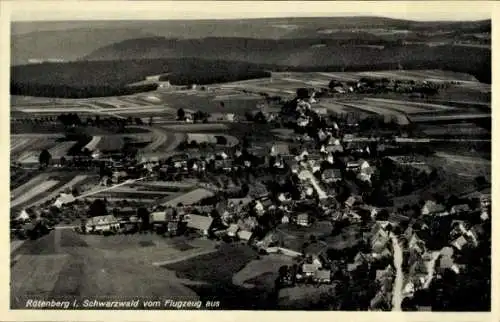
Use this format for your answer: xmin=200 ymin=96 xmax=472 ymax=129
xmin=9 ymin=2 xmax=491 ymax=312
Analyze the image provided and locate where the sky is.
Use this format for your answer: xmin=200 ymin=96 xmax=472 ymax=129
xmin=7 ymin=1 xmax=493 ymax=22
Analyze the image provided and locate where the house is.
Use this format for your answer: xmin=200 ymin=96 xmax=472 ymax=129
xmin=312 ymin=107 xmax=328 ymax=116
xmin=53 ymin=193 xmax=76 ymax=208
xmin=421 ymin=200 xmax=448 ymax=216
xmin=186 ymin=214 xmax=214 ymax=236
xmin=237 ymin=230 xmax=253 ymax=243
xmin=322 ymin=169 xmax=342 ymax=184
xmin=227 ymin=223 xmax=239 ymax=237
xmin=451 ymin=235 xmax=468 ymax=251
xmin=345 ymin=196 xmax=357 ymax=208
xmin=296 ymin=213 xmax=310 ymax=227
xmin=371 ymin=228 xmax=390 ymax=254
xmin=326 ymin=144 xmax=344 ymax=154
xmin=346 ymin=161 xmax=361 ymax=172
xmin=450 ymin=204 xmax=471 ymax=215
xmin=314 ymin=270 xmax=331 ymax=283
xmin=375 ymin=265 xmax=395 ymax=282
xmin=302 ymin=263 xmax=318 ymax=277
xmin=85 ymin=215 xmax=120 ymax=232
xmin=270 ymin=143 xmax=290 ymax=156
xmin=408 ymin=234 xmax=426 ymax=254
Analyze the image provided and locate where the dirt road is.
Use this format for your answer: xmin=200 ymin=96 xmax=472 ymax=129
xmin=390 ymin=234 xmax=404 ymax=311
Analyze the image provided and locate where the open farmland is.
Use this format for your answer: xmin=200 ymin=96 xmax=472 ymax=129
xmin=10 ymin=136 xmax=57 ymax=156
xmin=419 ymin=123 xmax=489 ymax=137
xmin=161 ymin=123 xmax=230 ymax=132
xmin=147 ymin=91 xmax=264 ymax=116
xmin=11 ymin=173 xmax=51 ymax=200
xmin=25 ymin=175 xmax=90 ymax=208
xmin=11 ymin=230 xmax=213 ymax=308
xmin=317 ymin=99 xmax=365 ymax=115
xmin=361 ymin=97 xmax=456 ymax=113
xmin=336 ymin=100 xmax=410 ymax=124
xmin=11 ymin=180 xmax=60 ymax=208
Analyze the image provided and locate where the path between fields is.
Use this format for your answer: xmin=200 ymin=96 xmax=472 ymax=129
xmin=152 ymin=248 xmax=218 ymax=267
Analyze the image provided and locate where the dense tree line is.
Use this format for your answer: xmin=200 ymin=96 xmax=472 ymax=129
xmin=10 ymin=82 xmax=158 ymax=99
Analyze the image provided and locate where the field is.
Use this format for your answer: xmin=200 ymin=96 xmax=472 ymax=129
xmin=160 ymin=123 xmax=230 ymax=132
xmin=11 ymin=229 xmax=223 ymax=308
xmin=10 ymin=180 xmax=60 ymax=208
xmin=233 ymin=254 xmax=294 ymax=289
xmin=10 ymin=172 xmax=96 ymax=211
xmin=16 ymin=141 xmax=77 ymax=164
xmin=419 ymin=123 xmax=489 ymax=137
xmin=164 ymin=243 xmax=258 ymax=284
xmin=162 ymin=188 xmax=215 ymax=207
xmin=276 ymin=220 xmax=334 ymax=252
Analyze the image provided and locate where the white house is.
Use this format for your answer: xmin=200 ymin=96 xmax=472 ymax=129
xmin=85 ymin=215 xmax=120 ymax=232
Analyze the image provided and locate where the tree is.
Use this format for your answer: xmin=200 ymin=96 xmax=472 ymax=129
xmin=137 ymin=207 xmax=150 ymax=232
xmin=177 ymin=108 xmax=186 ymax=121
xmin=296 ymin=88 xmax=309 ymax=99
xmin=88 ymin=199 xmax=108 ymax=218
xmin=475 ymin=176 xmax=488 ymax=190
xmin=38 ymin=149 xmax=52 ymax=168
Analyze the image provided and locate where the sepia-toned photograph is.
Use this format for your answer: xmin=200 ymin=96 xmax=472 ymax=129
xmin=7 ymin=1 xmax=492 ymax=313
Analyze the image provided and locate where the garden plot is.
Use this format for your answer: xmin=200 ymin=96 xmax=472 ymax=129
xmin=162 ymin=188 xmax=214 ymax=207
xmin=11 ymin=180 xmax=59 ymax=208
xmin=135 ymin=181 xmax=197 ymax=190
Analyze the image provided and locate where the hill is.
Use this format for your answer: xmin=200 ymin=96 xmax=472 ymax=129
xmin=11 ymin=17 xmax=490 ymax=65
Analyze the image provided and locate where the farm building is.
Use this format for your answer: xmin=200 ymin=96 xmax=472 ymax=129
xmin=421 ymin=200 xmax=447 ymax=216
xmin=186 ymin=214 xmax=214 ymax=236
xmin=270 ymin=143 xmax=290 ymax=156
xmin=85 ymin=215 xmax=120 ymax=232
xmin=208 ymin=113 xmax=236 ymax=122
xmin=322 ymin=169 xmax=342 ymax=183
xmin=296 ymin=213 xmax=310 ymax=227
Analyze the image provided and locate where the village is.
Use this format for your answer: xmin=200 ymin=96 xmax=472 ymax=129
xmin=10 ymin=73 xmax=491 ymax=310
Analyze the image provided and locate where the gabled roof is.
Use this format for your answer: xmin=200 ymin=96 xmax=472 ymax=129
xmin=322 ymin=168 xmax=342 ymax=180
xmin=186 ymin=214 xmax=214 ymax=231
xmin=451 ymin=204 xmax=471 ymax=213
xmin=237 ymin=230 xmax=253 ymax=241
xmin=314 ymin=270 xmax=331 ymax=279
xmin=451 ymin=235 xmax=468 ymax=250
xmin=86 ymin=215 xmax=118 ymax=226
xmin=422 ymin=200 xmax=446 ymax=214
xmin=302 ymin=263 xmax=318 ymax=273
